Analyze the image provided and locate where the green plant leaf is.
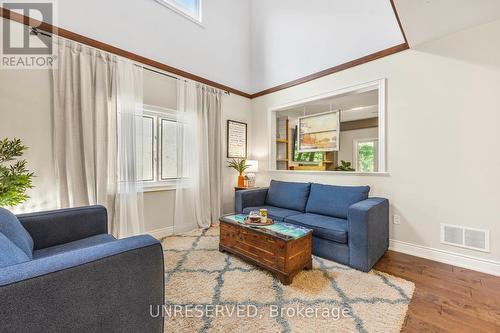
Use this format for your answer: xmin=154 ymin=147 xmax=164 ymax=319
xmin=226 ymin=158 xmax=250 ymax=174
xmin=0 ymin=138 xmax=34 ymax=207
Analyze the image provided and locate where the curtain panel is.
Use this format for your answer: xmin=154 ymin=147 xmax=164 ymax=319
xmin=52 ymin=39 xmax=144 ymax=237
xmin=174 ymin=81 xmax=223 ymax=233
xmin=115 ymin=60 xmax=145 ymax=238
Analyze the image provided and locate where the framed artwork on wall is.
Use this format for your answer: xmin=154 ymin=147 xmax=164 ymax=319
xmin=297 ymin=110 xmax=340 ymax=153
xmin=227 ymin=120 xmax=247 ymax=158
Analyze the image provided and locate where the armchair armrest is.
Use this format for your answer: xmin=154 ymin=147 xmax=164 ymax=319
xmin=235 ymin=188 xmax=269 ymax=213
xmin=0 ymin=235 xmax=164 ymax=332
xmin=17 ymin=205 xmax=108 ymax=250
xmin=347 ymin=198 xmax=389 ymax=272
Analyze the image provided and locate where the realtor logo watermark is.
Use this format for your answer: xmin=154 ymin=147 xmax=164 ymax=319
xmin=150 ymin=304 xmax=351 ymax=320
xmin=1 ymin=1 xmax=56 ymax=69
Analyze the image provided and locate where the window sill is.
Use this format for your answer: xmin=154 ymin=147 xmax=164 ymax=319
xmin=268 ymin=170 xmax=390 ymax=177
xmin=144 ymin=185 xmax=176 ymax=193
xmin=143 ymin=180 xmax=179 ymax=192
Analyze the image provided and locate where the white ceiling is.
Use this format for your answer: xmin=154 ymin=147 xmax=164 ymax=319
xmin=394 ymin=0 xmax=500 ymax=46
xmin=56 ymin=0 xmax=252 ymax=93
xmin=52 ymin=0 xmax=404 ymax=95
xmin=250 ymin=0 xmax=405 ymax=93
xmin=281 ymin=90 xmax=379 ymax=122
xmin=31 ymin=0 xmax=500 ymax=95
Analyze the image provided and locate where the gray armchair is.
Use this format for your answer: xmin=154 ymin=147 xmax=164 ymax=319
xmin=0 ymin=205 xmax=164 ymax=333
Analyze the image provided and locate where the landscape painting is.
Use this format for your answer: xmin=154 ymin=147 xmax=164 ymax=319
xmin=298 ymin=111 xmax=339 ymax=152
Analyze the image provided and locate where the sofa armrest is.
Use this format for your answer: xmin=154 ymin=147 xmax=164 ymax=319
xmin=0 ymin=235 xmax=164 ymax=332
xmin=234 ymin=188 xmax=268 ymax=213
xmin=347 ymin=198 xmax=389 ymax=272
xmin=17 ymin=205 xmax=108 ymax=250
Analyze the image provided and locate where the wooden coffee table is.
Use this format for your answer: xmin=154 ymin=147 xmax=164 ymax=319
xmin=219 ymin=214 xmax=312 ymax=285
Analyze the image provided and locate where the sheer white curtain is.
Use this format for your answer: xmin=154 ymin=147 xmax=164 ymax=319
xmin=115 ymin=60 xmax=145 ymax=238
xmin=52 ymin=38 xmax=144 ymax=237
xmin=174 ymin=80 xmax=223 ymax=233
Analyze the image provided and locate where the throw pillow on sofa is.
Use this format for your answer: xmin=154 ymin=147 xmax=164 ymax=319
xmin=0 ymin=232 xmax=31 ymax=268
xmin=265 ymin=180 xmax=311 ymax=212
xmin=305 ymin=183 xmax=370 ymax=219
xmin=0 ymin=207 xmax=34 ymax=258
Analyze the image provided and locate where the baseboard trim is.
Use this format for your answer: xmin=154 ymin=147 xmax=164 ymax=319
xmin=389 ymin=239 xmax=500 ymax=276
xmin=147 ymin=226 xmax=174 ymax=240
xmin=143 ymin=230 xmax=500 ymax=275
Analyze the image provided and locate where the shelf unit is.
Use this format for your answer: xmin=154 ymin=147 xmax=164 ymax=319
xmin=276 ymin=117 xmax=290 ymax=170
xmin=323 ymin=151 xmax=338 ymax=171
xmin=274 ymin=116 xmax=339 ymax=171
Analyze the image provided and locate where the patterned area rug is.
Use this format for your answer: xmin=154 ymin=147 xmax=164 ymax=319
xmin=161 ymin=226 xmax=414 ymax=333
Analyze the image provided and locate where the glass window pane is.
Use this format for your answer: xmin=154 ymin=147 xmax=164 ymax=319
xmin=163 ymin=0 xmax=200 ymax=20
xmin=357 ymin=142 xmax=375 ymax=172
xmin=161 ymin=119 xmax=178 ymax=179
xmin=142 ymin=116 xmax=154 ymax=181
xmin=176 ymin=0 xmax=196 ymax=12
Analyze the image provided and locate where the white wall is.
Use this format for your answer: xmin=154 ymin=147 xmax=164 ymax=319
xmin=395 ymin=0 xmax=500 ymax=47
xmin=250 ymin=19 xmax=500 ymax=264
xmin=56 ymin=0 xmax=251 ymax=93
xmin=221 ymin=93 xmax=252 ymax=214
xmin=0 ymin=68 xmax=57 ymax=213
xmin=249 ymin=0 xmax=404 ymax=93
xmin=143 ymin=190 xmax=176 ymax=236
xmin=143 ymin=69 xmax=178 ymax=109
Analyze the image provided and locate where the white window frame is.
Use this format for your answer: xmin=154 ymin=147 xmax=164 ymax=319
xmin=268 ymin=78 xmax=387 ymax=175
xmin=158 ymin=117 xmax=180 ymax=181
xmin=155 ymin=0 xmax=203 ymax=25
xmin=353 ymin=138 xmax=379 ymax=173
xmin=142 ymin=104 xmax=180 ymax=191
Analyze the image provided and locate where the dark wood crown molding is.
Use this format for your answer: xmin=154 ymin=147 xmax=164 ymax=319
xmin=0 ymin=7 xmax=252 ymax=98
xmin=390 ymin=0 xmax=409 ymax=46
xmin=2 ymin=1 xmax=409 ymax=100
xmin=250 ymin=43 xmax=408 ymax=98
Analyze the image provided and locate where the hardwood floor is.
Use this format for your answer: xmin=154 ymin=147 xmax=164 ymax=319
xmin=374 ymin=251 xmax=500 ymax=333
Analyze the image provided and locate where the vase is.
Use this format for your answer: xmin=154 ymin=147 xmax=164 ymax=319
xmin=237 ymin=174 xmax=245 ymax=187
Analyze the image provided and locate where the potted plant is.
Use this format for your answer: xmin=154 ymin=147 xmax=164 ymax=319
xmin=227 ymin=158 xmax=249 ymax=187
xmin=335 ymin=160 xmax=355 ymax=172
xmin=0 ymin=138 xmax=34 ymax=207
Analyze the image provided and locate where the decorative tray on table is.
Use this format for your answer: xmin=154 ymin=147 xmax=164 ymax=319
xmin=244 ymin=215 xmax=274 ymax=226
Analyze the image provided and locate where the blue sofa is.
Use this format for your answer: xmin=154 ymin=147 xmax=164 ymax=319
xmin=0 ymin=205 xmax=164 ymax=332
xmin=235 ymin=180 xmax=389 ymax=272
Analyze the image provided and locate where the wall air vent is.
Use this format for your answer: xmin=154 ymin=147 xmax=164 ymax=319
xmin=440 ymin=224 xmax=490 ymax=252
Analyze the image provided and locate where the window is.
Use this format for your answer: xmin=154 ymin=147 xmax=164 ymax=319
xmin=141 ymin=115 xmax=155 ymax=182
xmin=156 ymin=0 xmax=202 ymax=23
xmin=160 ymin=119 xmax=178 ymax=180
xmin=140 ymin=105 xmax=180 ymax=188
xmin=354 ymin=139 xmax=379 ymax=173
xmin=270 ymin=79 xmax=386 ymax=173
xmin=293 ymin=152 xmax=324 ymax=164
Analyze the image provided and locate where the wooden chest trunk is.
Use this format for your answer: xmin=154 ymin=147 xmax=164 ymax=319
xmin=219 ymin=220 xmax=312 ymax=285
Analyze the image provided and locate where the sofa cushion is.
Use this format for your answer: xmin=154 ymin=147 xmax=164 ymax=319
xmin=242 ymin=205 xmax=301 ymax=222
xmin=0 ymin=207 xmax=34 ymax=258
xmin=33 ymin=234 xmax=116 ymax=259
xmin=265 ymin=180 xmax=311 ymax=212
xmin=305 ymin=183 xmax=370 ymax=219
xmin=285 ymin=213 xmax=348 ymax=244
xmin=0 ymin=232 xmax=30 ymax=268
